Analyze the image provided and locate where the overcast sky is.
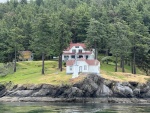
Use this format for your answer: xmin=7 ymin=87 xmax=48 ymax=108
xmin=0 ymin=0 xmax=30 ymax=3
xmin=0 ymin=0 xmax=7 ymax=3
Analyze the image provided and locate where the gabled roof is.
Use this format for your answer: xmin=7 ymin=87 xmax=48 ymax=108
xmin=63 ymin=51 xmax=92 ymax=55
xmin=66 ymin=60 xmax=75 ymax=66
xmin=66 ymin=43 xmax=86 ymax=51
xmin=86 ymin=60 xmax=99 ymax=66
xmin=66 ymin=59 xmax=100 ymax=66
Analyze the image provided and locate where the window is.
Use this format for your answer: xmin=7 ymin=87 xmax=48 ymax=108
xmin=79 ymin=55 xmax=83 ymax=58
xmin=86 ymin=55 xmax=88 ymax=59
xmin=71 ymin=55 xmax=75 ymax=58
xmin=64 ymin=56 xmax=69 ymax=60
xmin=72 ymin=49 xmax=76 ymax=53
xmin=64 ymin=55 xmax=69 ymax=58
xmin=70 ymin=66 xmax=72 ymax=71
xmin=75 ymin=46 xmax=79 ymax=48
xmin=79 ymin=49 xmax=82 ymax=53
xmin=84 ymin=65 xmax=87 ymax=70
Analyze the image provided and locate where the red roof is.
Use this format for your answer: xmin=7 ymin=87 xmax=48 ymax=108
xmin=66 ymin=60 xmax=75 ymax=66
xmin=66 ymin=59 xmax=100 ymax=66
xmin=66 ymin=43 xmax=86 ymax=51
xmin=63 ymin=51 xmax=92 ymax=55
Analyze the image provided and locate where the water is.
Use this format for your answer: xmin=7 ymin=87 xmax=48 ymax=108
xmin=0 ymin=102 xmax=150 ymax=113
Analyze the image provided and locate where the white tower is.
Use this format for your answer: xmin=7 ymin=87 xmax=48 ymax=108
xmin=72 ymin=53 xmax=79 ymax=78
xmin=89 ymin=49 xmax=95 ymax=59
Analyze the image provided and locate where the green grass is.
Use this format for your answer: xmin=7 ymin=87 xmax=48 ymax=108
xmin=101 ymin=63 xmax=115 ymax=72
xmin=101 ymin=62 xmax=145 ymax=74
xmin=100 ymin=62 xmax=149 ymax=83
xmin=0 ymin=61 xmax=71 ymax=85
xmin=0 ymin=60 xmax=149 ymax=85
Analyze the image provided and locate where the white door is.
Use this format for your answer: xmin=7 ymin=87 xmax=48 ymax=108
xmin=79 ymin=66 xmax=82 ymax=73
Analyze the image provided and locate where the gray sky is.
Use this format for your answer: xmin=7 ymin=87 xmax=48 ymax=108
xmin=0 ymin=0 xmax=30 ymax=3
xmin=0 ymin=0 xmax=7 ymax=3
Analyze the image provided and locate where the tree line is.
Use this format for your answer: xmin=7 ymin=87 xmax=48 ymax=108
xmin=0 ymin=0 xmax=149 ymax=75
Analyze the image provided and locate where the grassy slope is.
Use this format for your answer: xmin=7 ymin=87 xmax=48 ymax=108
xmin=101 ymin=63 xmax=149 ymax=83
xmin=0 ymin=61 xmax=71 ymax=85
xmin=0 ymin=61 xmax=149 ymax=85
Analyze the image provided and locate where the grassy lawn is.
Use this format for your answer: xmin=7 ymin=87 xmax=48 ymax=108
xmin=0 ymin=61 xmax=149 ymax=85
xmin=100 ymin=63 xmax=149 ymax=83
xmin=0 ymin=61 xmax=72 ymax=85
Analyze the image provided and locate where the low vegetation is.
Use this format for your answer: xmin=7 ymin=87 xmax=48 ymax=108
xmin=0 ymin=61 xmax=149 ymax=85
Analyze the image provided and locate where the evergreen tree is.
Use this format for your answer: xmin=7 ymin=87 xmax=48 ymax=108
xmin=31 ymin=14 xmax=54 ymax=75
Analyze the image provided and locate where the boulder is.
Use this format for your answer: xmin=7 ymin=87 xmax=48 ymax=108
xmin=26 ymin=84 xmax=42 ymax=90
xmin=145 ymin=90 xmax=150 ymax=97
xmin=104 ymin=79 xmax=115 ymax=88
xmin=140 ymin=86 xmax=150 ymax=94
xmin=42 ymin=84 xmax=55 ymax=89
xmin=122 ymin=82 xmax=131 ymax=87
xmin=96 ymin=85 xmax=113 ymax=97
xmin=54 ymin=85 xmax=70 ymax=97
xmin=87 ymin=74 xmax=104 ymax=85
xmin=112 ymin=83 xmax=133 ymax=97
xmin=80 ymin=79 xmax=99 ymax=97
xmin=73 ymin=74 xmax=105 ymax=97
xmin=62 ymin=87 xmax=83 ymax=98
xmin=32 ymin=89 xmax=50 ymax=97
xmin=0 ymin=84 xmax=6 ymax=97
xmin=0 ymin=84 xmax=5 ymax=91
xmin=133 ymin=88 xmax=140 ymax=97
xmin=8 ymin=90 xmax=34 ymax=97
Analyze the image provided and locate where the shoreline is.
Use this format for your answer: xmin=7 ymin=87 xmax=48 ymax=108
xmin=0 ymin=97 xmax=150 ymax=103
xmin=0 ymin=74 xmax=150 ymax=103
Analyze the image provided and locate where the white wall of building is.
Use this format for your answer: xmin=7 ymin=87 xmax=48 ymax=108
xmin=89 ymin=65 xmax=100 ymax=74
xmin=62 ymin=45 xmax=95 ymax=61
xmin=76 ymin=61 xmax=89 ymax=73
xmin=69 ymin=46 xmax=85 ymax=53
xmin=66 ymin=61 xmax=89 ymax=74
xmin=62 ymin=54 xmax=92 ymax=61
xmin=66 ymin=66 xmax=74 ymax=74
xmin=66 ymin=61 xmax=100 ymax=74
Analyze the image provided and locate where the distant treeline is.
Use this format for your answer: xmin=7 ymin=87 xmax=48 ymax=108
xmin=0 ymin=0 xmax=149 ymax=75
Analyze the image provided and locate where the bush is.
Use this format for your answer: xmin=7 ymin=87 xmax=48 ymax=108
xmin=101 ymin=56 xmax=113 ymax=63
xmin=63 ymin=62 xmax=66 ymax=67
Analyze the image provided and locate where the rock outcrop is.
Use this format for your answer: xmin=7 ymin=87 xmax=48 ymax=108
xmin=0 ymin=74 xmax=150 ymax=99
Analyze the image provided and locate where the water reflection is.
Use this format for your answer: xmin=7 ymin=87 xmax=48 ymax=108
xmin=0 ymin=102 xmax=150 ymax=113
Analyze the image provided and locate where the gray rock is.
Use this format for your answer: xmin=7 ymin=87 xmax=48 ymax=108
xmin=140 ymin=86 xmax=150 ymax=94
xmin=96 ymin=85 xmax=113 ymax=97
xmin=112 ymin=83 xmax=133 ymax=97
xmin=54 ymin=85 xmax=70 ymax=97
xmin=62 ymin=87 xmax=83 ymax=98
xmin=0 ymin=89 xmax=6 ymax=97
xmin=145 ymin=90 xmax=150 ymax=97
xmin=87 ymin=74 xmax=104 ymax=85
xmin=81 ymin=80 xmax=99 ymax=97
xmin=122 ymin=82 xmax=131 ymax=87
xmin=26 ymin=84 xmax=42 ymax=90
xmin=8 ymin=90 xmax=34 ymax=97
xmin=42 ymin=84 xmax=55 ymax=89
xmin=32 ymin=89 xmax=50 ymax=97
xmin=129 ymin=82 xmax=138 ymax=88
xmin=133 ymin=88 xmax=140 ymax=97
xmin=104 ymin=79 xmax=114 ymax=87
xmin=15 ymin=85 xmax=27 ymax=90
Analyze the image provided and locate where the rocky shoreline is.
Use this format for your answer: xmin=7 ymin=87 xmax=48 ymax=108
xmin=0 ymin=74 xmax=150 ymax=103
xmin=0 ymin=97 xmax=150 ymax=104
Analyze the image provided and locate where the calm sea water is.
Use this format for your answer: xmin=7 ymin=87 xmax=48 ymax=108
xmin=0 ymin=102 xmax=150 ymax=113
